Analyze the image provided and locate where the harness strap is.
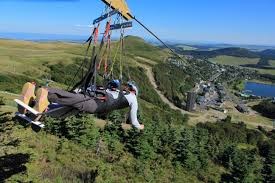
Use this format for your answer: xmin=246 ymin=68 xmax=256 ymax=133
xmin=97 ymin=20 xmax=112 ymax=71
xmin=105 ymin=34 xmax=111 ymax=74
xmin=119 ymin=30 xmax=124 ymax=81
xmin=104 ymin=21 xmax=111 ymax=38
xmin=94 ymin=25 xmax=99 ymax=44
xmin=69 ymin=26 xmax=97 ymax=91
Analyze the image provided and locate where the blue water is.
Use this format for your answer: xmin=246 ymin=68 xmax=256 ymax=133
xmin=244 ymin=82 xmax=275 ymax=97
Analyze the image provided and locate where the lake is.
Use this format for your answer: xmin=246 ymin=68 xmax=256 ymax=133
xmin=244 ymin=82 xmax=275 ymax=97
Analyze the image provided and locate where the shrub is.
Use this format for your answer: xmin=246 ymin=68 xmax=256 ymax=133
xmin=0 ymin=97 xmax=5 ymax=106
xmin=253 ymin=100 xmax=275 ymax=119
xmin=45 ymin=114 xmax=100 ymax=149
xmin=0 ymin=74 xmax=37 ymax=93
xmin=175 ymin=127 xmax=209 ymax=172
xmin=221 ymin=146 xmax=263 ymax=182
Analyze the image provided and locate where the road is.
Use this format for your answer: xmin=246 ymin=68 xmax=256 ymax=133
xmin=135 ymin=60 xmax=191 ymax=115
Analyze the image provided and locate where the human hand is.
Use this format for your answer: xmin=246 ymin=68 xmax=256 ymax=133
xmin=139 ymin=124 xmax=144 ymax=130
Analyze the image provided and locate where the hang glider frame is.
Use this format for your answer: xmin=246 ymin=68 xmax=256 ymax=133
xmin=93 ymin=9 xmax=118 ymax=25
xmin=101 ymin=0 xmax=133 ymax=21
xmin=110 ymin=21 xmax=132 ymax=30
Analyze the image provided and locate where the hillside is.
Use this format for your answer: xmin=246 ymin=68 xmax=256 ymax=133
xmin=0 ymin=38 xmax=275 ymax=182
xmin=175 ymin=46 xmax=275 ymax=79
xmin=180 ymin=47 xmax=260 ymax=58
xmin=260 ymin=49 xmax=275 ymax=58
xmin=164 ymin=43 xmax=275 ymax=52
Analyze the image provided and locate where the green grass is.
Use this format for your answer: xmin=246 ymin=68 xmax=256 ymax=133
xmin=210 ymin=55 xmax=275 ymax=76
xmin=209 ymin=55 xmax=260 ymax=66
xmin=0 ymin=37 xmax=168 ymax=92
xmin=0 ymin=38 xmax=174 ymax=115
xmin=124 ymin=36 xmax=170 ymax=62
xmin=269 ymin=60 xmax=275 ymax=67
xmin=0 ymin=37 xmax=169 ymax=78
xmin=258 ymin=68 xmax=275 ymax=75
xmin=0 ymin=40 xmax=85 ymax=78
xmin=232 ymin=80 xmax=245 ymax=91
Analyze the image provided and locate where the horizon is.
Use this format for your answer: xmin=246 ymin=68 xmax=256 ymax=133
xmin=0 ymin=0 xmax=275 ymax=46
xmin=1 ymin=31 xmax=275 ymax=48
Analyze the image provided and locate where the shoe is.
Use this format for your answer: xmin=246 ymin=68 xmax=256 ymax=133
xmin=34 ymin=88 xmax=50 ymax=113
xmin=18 ymin=82 xmax=36 ymax=114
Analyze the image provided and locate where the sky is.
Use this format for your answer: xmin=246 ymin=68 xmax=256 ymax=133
xmin=0 ymin=0 xmax=275 ymax=45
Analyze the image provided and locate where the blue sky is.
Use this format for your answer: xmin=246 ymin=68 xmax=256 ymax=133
xmin=0 ymin=0 xmax=275 ymax=45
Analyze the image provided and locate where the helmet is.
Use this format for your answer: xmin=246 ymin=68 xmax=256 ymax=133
xmin=127 ymin=81 xmax=139 ymax=96
xmin=108 ymin=79 xmax=121 ymax=89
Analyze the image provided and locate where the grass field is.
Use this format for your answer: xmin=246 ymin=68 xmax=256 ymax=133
xmin=0 ymin=37 xmax=171 ymax=104
xmin=210 ymin=55 xmax=275 ymax=76
xmin=258 ymin=68 xmax=275 ymax=75
xmin=269 ymin=60 xmax=275 ymax=66
xmin=0 ymin=37 xmax=168 ymax=75
xmin=0 ymin=39 xmax=86 ymax=78
xmin=209 ymin=55 xmax=260 ymax=66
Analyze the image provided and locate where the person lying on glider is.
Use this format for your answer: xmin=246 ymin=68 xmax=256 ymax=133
xmin=18 ymin=80 xmax=144 ymax=130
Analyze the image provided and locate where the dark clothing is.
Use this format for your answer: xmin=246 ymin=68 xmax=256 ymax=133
xmin=95 ymin=91 xmax=129 ymax=114
xmin=46 ymin=87 xmax=141 ymax=128
xmin=47 ymin=88 xmax=128 ymax=114
xmin=48 ymin=88 xmax=98 ymax=113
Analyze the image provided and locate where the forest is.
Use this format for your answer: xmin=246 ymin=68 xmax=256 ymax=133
xmin=1 ymin=109 xmax=274 ymax=182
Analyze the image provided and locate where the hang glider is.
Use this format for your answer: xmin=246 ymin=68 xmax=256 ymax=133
xmin=101 ymin=0 xmax=133 ymax=20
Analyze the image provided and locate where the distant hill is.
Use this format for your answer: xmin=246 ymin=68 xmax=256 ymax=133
xmin=177 ymin=47 xmax=275 ymax=60
xmin=179 ymin=47 xmax=259 ymax=58
xmin=260 ymin=49 xmax=275 ymax=58
xmin=124 ymin=36 xmax=169 ymax=62
xmin=161 ymin=42 xmax=275 ymax=52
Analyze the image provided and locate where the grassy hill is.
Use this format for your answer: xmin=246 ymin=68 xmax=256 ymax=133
xmin=210 ymin=56 xmax=260 ymax=66
xmin=124 ymin=36 xmax=170 ymax=62
xmin=0 ymin=38 xmax=275 ymax=182
xmin=179 ymin=47 xmax=275 ymax=60
xmin=178 ymin=46 xmax=275 ymax=77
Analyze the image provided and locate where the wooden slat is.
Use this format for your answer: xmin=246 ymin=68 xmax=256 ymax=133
xmin=15 ymin=112 xmax=45 ymax=128
xmin=14 ymin=99 xmax=40 ymax=116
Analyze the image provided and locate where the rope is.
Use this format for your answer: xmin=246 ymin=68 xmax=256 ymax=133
xmin=67 ymin=26 xmax=97 ymax=91
xmin=129 ymin=14 xmax=206 ymax=81
xmin=70 ymin=23 xmax=101 ymax=91
xmin=119 ymin=31 xmax=124 ymax=81
xmin=97 ymin=20 xmax=111 ymax=71
xmin=109 ymin=39 xmax=121 ymax=78
xmin=105 ymin=33 xmax=111 ymax=74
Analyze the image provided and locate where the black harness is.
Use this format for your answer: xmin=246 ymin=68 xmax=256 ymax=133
xmin=95 ymin=91 xmax=129 ymax=114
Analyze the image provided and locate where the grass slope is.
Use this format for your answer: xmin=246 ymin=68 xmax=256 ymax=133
xmin=210 ymin=55 xmax=275 ymax=76
xmin=210 ymin=55 xmax=260 ymax=66
xmin=0 ymin=39 xmax=84 ymax=76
